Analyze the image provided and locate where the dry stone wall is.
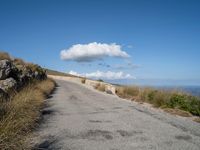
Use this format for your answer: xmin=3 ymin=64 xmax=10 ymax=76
xmin=0 ymin=58 xmax=46 ymax=100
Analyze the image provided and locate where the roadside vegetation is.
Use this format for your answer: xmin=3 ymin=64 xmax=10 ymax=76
xmin=97 ymin=79 xmax=104 ymax=82
xmin=0 ymin=52 xmax=56 ymax=149
xmin=0 ymin=78 xmax=56 ymax=150
xmin=116 ymin=86 xmax=200 ymax=118
xmin=81 ymin=78 xmax=86 ymax=84
xmin=95 ymin=83 xmax=106 ymax=92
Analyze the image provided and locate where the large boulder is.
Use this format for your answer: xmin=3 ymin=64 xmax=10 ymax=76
xmin=0 ymin=77 xmax=17 ymax=93
xmin=0 ymin=60 xmax=12 ymax=80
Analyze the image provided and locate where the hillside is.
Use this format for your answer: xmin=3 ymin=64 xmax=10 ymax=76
xmin=0 ymin=52 xmax=56 ymax=149
xmin=45 ymin=68 xmax=76 ymax=77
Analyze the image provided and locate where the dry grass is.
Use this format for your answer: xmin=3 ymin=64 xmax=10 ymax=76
xmin=163 ymin=108 xmax=192 ymax=117
xmin=81 ymin=78 xmax=86 ymax=84
xmin=95 ymin=83 xmax=106 ymax=92
xmin=13 ymin=58 xmax=26 ymax=65
xmin=193 ymin=117 xmax=200 ymax=123
xmin=0 ymin=78 xmax=55 ymax=150
xmin=116 ymin=86 xmax=140 ymax=99
xmin=115 ymin=86 xmax=200 ymax=117
xmin=0 ymin=52 xmax=11 ymax=60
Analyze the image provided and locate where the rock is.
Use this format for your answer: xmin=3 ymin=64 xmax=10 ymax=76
xmin=0 ymin=57 xmax=47 ymax=96
xmin=106 ymin=90 xmax=113 ymax=94
xmin=0 ymin=77 xmax=17 ymax=93
xmin=0 ymin=60 xmax=12 ymax=80
xmin=10 ymin=64 xmax=20 ymax=81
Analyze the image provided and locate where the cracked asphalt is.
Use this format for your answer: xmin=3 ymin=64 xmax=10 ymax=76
xmin=32 ymin=79 xmax=200 ymax=150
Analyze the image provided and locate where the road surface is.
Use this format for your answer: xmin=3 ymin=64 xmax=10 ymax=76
xmin=32 ymin=79 xmax=200 ymax=150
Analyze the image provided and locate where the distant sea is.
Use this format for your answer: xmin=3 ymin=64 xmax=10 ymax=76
xmin=108 ymin=79 xmax=200 ymax=97
xmin=154 ymin=86 xmax=200 ymax=97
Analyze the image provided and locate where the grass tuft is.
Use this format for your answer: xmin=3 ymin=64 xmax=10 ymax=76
xmin=13 ymin=58 xmax=26 ymax=65
xmin=0 ymin=78 xmax=55 ymax=150
xmin=0 ymin=52 xmax=11 ymax=60
xmin=95 ymin=83 xmax=106 ymax=92
xmin=81 ymin=78 xmax=86 ymax=84
xmin=116 ymin=86 xmax=139 ymax=99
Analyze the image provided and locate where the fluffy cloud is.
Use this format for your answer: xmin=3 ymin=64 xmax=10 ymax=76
xmin=68 ymin=70 xmax=81 ymax=76
xmin=68 ymin=70 xmax=135 ymax=80
xmin=60 ymin=42 xmax=130 ymax=62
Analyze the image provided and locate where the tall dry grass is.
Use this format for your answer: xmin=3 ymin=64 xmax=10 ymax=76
xmin=116 ymin=86 xmax=140 ymax=99
xmin=115 ymin=86 xmax=200 ymax=117
xmin=13 ymin=58 xmax=26 ymax=65
xmin=0 ymin=78 xmax=55 ymax=150
xmin=0 ymin=52 xmax=11 ymax=60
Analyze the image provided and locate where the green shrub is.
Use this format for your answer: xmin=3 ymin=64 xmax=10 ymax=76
xmin=97 ymin=79 xmax=104 ymax=82
xmin=147 ymin=90 xmax=157 ymax=102
xmin=166 ymin=93 xmax=200 ymax=116
xmin=187 ymin=96 xmax=200 ymax=116
xmin=168 ymin=94 xmax=187 ymax=109
xmin=115 ymin=85 xmax=200 ymax=116
xmin=139 ymin=88 xmax=153 ymax=102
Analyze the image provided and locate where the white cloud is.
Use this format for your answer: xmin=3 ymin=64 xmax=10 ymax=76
xmin=61 ymin=42 xmax=130 ymax=62
xmin=68 ymin=70 xmax=135 ymax=80
xmin=68 ymin=70 xmax=81 ymax=76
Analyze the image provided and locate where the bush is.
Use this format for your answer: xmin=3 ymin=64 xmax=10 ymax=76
xmin=97 ymin=79 xmax=104 ymax=82
xmin=168 ymin=94 xmax=189 ymax=110
xmin=147 ymin=90 xmax=157 ymax=102
xmin=116 ymin=86 xmax=139 ymax=98
xmin=115 ymin=85 xmax=200 ymax=116
xmin=81 ymin=78 xmax=86 ymax=84
xmin=186 ymin=96 xmax=200 ymax=116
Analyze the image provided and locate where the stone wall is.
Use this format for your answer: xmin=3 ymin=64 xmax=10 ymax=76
xmin=0 ymin=58 xmax=46 ymax=100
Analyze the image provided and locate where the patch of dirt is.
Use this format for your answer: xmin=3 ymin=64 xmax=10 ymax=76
xmin=163 ymin=108 xmax=192 ymax=117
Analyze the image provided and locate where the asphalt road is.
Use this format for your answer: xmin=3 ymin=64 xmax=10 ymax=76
xmin=33 ymin=79 xmax=200 ymax=150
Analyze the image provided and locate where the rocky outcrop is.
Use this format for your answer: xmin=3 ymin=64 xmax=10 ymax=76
xmin=0 ymin=77 xmax=17 ymax=93
xmin=0 ymin=60 xmax=13 ymax=80
xmin=0 ymin=55 xmax=47 ymax=100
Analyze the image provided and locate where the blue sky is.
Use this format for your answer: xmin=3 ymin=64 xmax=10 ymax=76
xmin=0 ymin=0 xmax=200 ymax=85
